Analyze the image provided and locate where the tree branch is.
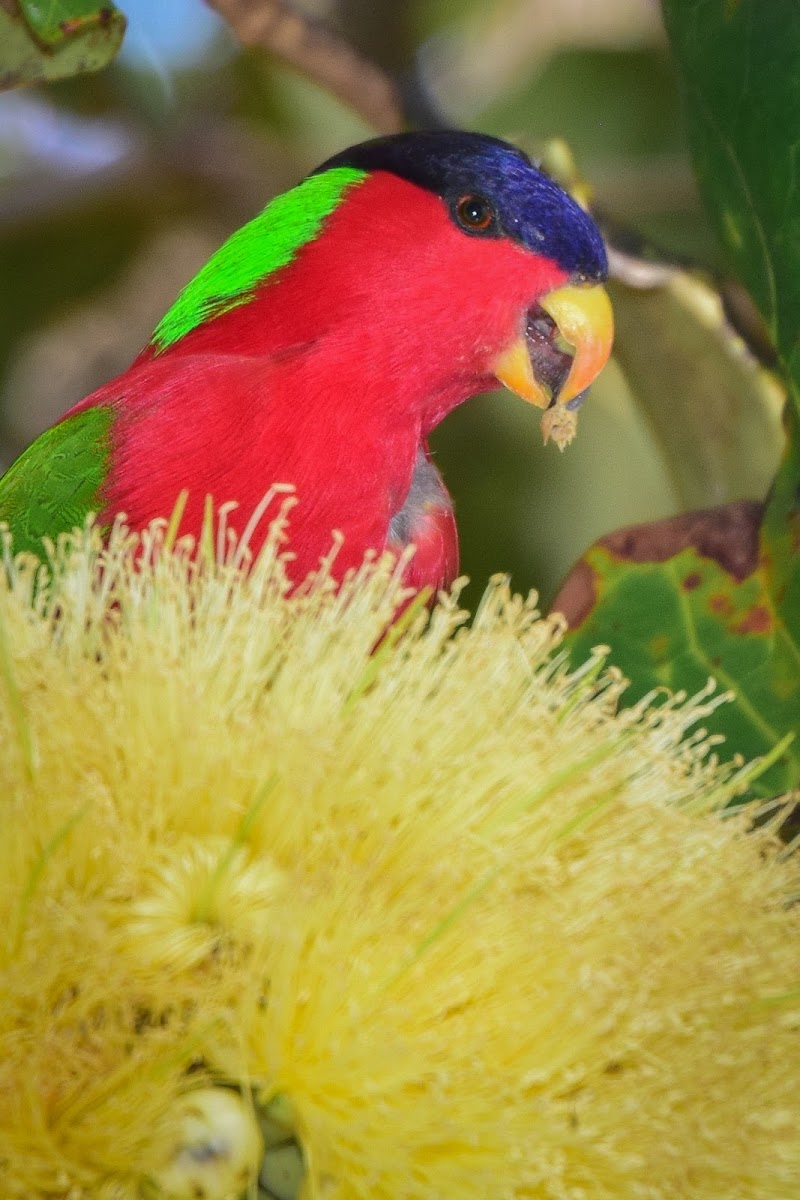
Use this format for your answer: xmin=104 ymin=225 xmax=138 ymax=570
xmin=203 ymin=0 xmax=405 ymax=135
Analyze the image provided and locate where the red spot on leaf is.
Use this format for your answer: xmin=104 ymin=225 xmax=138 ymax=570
xmin=682 ymin=571 xmax=702 ymax=591
xmin=709 ymin=592 xmax=734 ymax=617
xmin=648 ymin=634 xmax=670 ymax=660
xmin=732 ymin=604 xmax=773 ymax=635
xmin=550 ymin=559 xmax=598 ymax=628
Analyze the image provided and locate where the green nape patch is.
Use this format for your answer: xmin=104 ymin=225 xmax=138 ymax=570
xmin=151 ymin=167 xmax=368 ymax=352
xmin=0 ymin=406 xmax=113 ymax=558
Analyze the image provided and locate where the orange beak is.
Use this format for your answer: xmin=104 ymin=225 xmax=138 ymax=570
xmin=491 ymin=283 xmax=614 ymax=449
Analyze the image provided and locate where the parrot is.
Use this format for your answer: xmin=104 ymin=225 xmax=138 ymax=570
xmin=0 ymin=131 xmax=613 ymax=592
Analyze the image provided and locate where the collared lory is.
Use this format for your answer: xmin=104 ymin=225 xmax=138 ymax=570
xmin=0 ymin=131 xmax=612 ymax=590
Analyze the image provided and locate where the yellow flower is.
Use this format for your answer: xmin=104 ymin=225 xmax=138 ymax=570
xmin=0 ymin=515 xmax=797 ymax=1200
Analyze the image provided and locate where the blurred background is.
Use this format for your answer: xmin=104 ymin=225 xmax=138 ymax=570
xmin=0 ymin=0 xmax=782 ymax=606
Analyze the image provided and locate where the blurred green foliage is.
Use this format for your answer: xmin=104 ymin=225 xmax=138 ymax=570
xmin=0 ymin=0 xmax=782 ymax=610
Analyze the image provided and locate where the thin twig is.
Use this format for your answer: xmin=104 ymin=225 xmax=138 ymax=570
xmin=203 ymin=0 xmax=405 ymax=134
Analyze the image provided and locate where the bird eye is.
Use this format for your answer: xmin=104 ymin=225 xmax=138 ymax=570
xmin=455 ymin=194 xmax=496 ymax=233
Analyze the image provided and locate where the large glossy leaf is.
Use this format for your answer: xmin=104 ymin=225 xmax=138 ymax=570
xmin=662 ymin=0 xmax=800 ymax=404
xmin=0 ymin=0 xmax=125 ymax=90
xmin=557 ymin=0 xmax=800 ymax=798
xmin=608 ymin=272 xmax=783 ymax=510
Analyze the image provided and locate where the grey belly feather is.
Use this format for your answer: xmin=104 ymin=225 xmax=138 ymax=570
xmin=388 ymin=450 xmax=453 ymax=549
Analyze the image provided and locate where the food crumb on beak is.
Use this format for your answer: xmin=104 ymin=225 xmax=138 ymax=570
xmin=541 ymin=405 xmax=579 ymax=450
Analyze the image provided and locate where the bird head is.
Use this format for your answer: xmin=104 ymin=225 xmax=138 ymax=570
xmin=314 ymin=131 xmax=613 ymax=448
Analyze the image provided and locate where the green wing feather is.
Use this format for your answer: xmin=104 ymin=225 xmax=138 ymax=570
xmin=151 ymin=167 xmax=367 ymax=352
xmin=0 ymin=406 xmax=113 ymax=557
xmin=0 ymin=170 xmax=368 ymax=556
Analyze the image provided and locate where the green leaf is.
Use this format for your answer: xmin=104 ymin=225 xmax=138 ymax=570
xmin=554 ymin=502 xmax=799 ymax=798
xmin=661 ymin=0 xmax=800 ymax=408
xmin=558 ymin=1 xmax=800 ymax=797
xmin=0 ymin=0 xmax=125 ymax=90
xmin=608 ymin=272 xmax=784 ymax=510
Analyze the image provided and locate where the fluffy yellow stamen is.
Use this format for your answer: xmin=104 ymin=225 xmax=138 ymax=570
xmin=0 ymin=516 xmax=797 ymax=1200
